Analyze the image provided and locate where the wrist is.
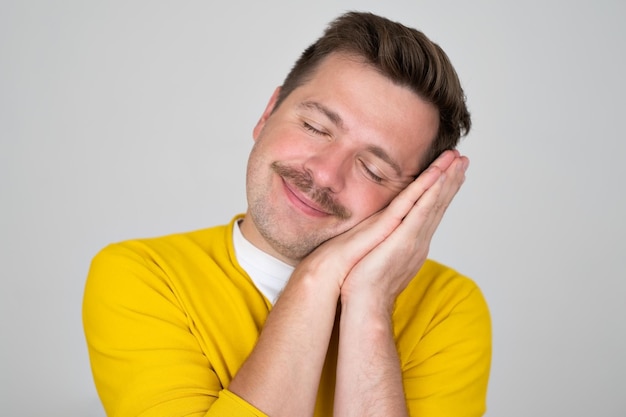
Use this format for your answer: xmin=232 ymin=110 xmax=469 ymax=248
xmin=340 ymin=290 xmax=394 ymax=331
xmin=341 ymin=284 xmax=396 ymax=318
xmin=284 ymin=261 xmax=342 ymax=304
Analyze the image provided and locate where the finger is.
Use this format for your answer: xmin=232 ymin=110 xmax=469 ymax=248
xmin=428 ymin=149 xmax=458 ymax=173
xmin=349 ymin=173 xmax=451 ymax=294
xmin=360 ymin=151 xmax=462 ymax=247
xmin=419 ymin=156 xmax=468 ymax=242
xmin=342 ymin=154 xmax=468 ymax=296
xmin=385 ymin=149 xmax=459 ymax=216
xmin=324 ymin=163 xmax=445 ymax=266
xmin=432 ymin=155 xmax=468 ymax=220
xmin=382 ymin=165 xmax=443 ymax=223
xmin=371 ymin=150 xmax=460 ymax=227
xmin=395 ymin=155 xmax=467 ymax=245
xmin=322 ymin=153 xmax=465 ymax=267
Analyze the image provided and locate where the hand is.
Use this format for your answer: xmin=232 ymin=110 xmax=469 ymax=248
xmin=340 ymin=150 xmax=469 ymax=311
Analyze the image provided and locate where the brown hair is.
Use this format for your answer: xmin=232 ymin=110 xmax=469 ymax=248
xmin=275 ymin=11 xmax=471 ymax=172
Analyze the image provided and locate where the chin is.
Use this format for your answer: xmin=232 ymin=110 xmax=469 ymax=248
xmin=265 ymin=227 xmax=330 ymax=262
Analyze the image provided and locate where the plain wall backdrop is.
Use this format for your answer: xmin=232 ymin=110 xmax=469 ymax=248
xmin=1 ymin=1 xmax=625 ymax=415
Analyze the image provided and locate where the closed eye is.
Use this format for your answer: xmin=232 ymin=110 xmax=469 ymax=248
xmin=303 ymin=122 xmax=328 ymax=136
xmin=359 ymin=159 xmax=383 ymax=183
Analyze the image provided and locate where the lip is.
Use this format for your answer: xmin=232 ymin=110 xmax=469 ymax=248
xmin=281 ymin=177 xmax=331 ymax=217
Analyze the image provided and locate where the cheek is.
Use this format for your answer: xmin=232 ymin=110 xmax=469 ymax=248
xmin=257 ymin=126 xmax=314 ymax=160
xmin=346 ymin=184 xmax=396 ymax=220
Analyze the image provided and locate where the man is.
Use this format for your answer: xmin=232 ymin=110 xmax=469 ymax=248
xmin=83 ymin=11 xmax=491 ymax=417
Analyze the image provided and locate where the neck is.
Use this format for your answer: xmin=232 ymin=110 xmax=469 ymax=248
xmin=238 ymin=213 xmax=298 ymax=267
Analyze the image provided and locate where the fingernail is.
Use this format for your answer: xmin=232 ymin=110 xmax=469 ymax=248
xmin=457 ymin=158 xmax=469 ymax=172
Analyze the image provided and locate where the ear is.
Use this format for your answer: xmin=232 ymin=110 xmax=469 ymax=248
xmin=253 ymin=86 xmax=281 ymax=141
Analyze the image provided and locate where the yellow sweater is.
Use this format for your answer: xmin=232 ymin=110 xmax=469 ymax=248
xmin=83 ymin=216 xmax=491 ymax=416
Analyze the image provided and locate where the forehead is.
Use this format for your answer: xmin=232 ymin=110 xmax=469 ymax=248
xmin=288 ymin=53 xmax=439 ymax=174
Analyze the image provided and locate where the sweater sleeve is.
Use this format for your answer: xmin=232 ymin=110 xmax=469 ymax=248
xmin=398 ymin=270 xmax=492 ymax=417
xmin=82 ymin=242 xmax=268 ymax=417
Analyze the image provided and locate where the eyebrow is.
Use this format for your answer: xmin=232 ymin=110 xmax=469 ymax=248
xmin=298 ymin=101 xmax=345 ymax=129
xmin=298 ymin=100 xmax=404 ymax=178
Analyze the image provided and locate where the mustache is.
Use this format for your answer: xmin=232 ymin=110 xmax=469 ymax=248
xmin=271 ymin=162 xmax=351 ymax=220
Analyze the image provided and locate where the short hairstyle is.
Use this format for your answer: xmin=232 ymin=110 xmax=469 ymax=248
xmin=276 ymin=11 xmax=471 ymax=172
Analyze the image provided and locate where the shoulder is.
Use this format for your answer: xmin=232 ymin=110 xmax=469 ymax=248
xmin=394 ymin=258 xmax=490 ymax=346
xmin=84 ymin=221 xmax=236 ymax=307
xmin=397 ymin=260 xmax=491 ymax=417
xmin=400 ymin=259 xmax=485 ymax=309
xmin=88 ymin=217 xmax=240 ymax=281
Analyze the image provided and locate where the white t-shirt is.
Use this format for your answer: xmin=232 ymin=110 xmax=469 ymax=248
xmin=232 ymin=220 xmax=294 ymax=304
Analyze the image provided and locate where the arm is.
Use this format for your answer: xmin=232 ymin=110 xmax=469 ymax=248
xmin=226 ymin=260 xmax=340 ymax=416
xmin=334 ymin=151 xmax=469 ymax=416
xmin=229 ymin=152 xmax=465 ymax=416
xmin=227 ymin=150 xmax=464 ymax=416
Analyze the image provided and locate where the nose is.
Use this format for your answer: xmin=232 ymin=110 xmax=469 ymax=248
xmin=303 ymin=143 xmax=350 ymax=193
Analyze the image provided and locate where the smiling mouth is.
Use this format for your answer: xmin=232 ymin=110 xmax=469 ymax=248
xmin=282 ymin=179 xmax=332 ymax=216
xmin=271 ymin=161 xmax=351 ymax=220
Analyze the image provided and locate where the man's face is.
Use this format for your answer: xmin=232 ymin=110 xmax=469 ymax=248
xmin=241 ymin=53 xmax=439 ymax=265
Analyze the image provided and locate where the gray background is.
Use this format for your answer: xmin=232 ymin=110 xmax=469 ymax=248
xmin=1 ymin=0 xmax=625 ymax=415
